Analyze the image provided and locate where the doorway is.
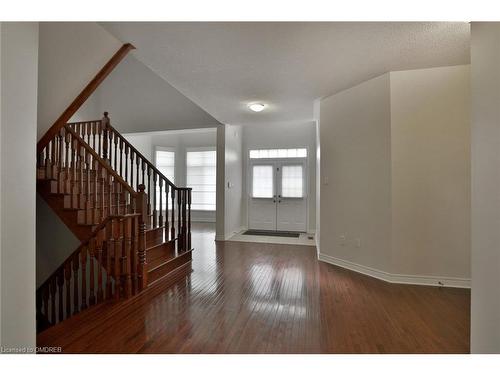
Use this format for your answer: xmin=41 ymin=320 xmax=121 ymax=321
xmin=248 ymin=156 xmax=307 ymax=232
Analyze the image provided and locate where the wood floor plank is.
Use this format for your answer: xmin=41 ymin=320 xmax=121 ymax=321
xmin=37 ymin=223 xmax=470 ymax=353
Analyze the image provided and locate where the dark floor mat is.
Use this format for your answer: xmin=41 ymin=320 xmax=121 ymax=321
xmin=242 ymin=230 xmax=300 ymax=238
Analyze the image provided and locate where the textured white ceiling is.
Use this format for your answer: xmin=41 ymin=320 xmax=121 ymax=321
xmin=101 ymin=22 xmax=470 ymax=126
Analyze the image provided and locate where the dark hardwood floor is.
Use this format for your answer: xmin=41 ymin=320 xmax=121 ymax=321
xmin=37 ymin=223 xmax=470 ymax=353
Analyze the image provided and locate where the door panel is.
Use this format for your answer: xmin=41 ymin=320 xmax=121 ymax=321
xmin=249 ymin=198 xmax=277 ymax=230
xmin=277 ymin=162 xmax=307 ymax=232
xmin=248 ymin=163 xmax=277 ymax=230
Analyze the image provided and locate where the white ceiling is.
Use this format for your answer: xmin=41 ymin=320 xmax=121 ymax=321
xmin=101 ymin=22 xmax=470 ymax=126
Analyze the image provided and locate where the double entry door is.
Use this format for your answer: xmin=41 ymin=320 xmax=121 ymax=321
xmin=248 ymin=160 xmax=307 ymax=232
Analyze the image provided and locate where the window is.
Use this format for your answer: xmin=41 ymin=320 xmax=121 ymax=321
xmin=155 ymin=149 xmax=175 ymax=210
xmin=252 ymin=165 xmax=274 ymax=198
xmin=281 ymin=165 xmax=304 ymax=198
xmin=186 ymin=150 xmax=216 ymax=211
xmin=249 ymin=148 xmax=307 ymax=159
xmin=155 ymin=150 xmax=175 ymax=183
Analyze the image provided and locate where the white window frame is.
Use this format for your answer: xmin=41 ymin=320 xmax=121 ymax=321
xmin=186 ymin=147 xmax=217 ymax=211
xmin=249 ymin=148 xmax=308 ymax=159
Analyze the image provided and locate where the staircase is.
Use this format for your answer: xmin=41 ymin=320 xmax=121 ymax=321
xmin=36 ymin=113 xmax=193 ymax=332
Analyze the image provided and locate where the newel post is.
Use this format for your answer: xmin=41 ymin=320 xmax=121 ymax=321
xmin=137 ymin=184 xmax=148 ymax=290
xmin=102 ymin=112 xmax=110 ymax=161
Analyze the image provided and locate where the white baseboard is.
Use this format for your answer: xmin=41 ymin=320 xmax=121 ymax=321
xmin=318 ymin=253 xmax=470 ymax=289
xmin=191 ymin=217 xmax=216 ymax=223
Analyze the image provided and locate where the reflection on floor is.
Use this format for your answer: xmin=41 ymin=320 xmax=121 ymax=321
xmin=37 ymin=222 xmax=470 ymax=353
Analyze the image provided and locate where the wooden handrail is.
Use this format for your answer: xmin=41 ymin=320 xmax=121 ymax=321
xmin=37 ymin=213 xmax=140 ymax=293
xmin=37 ymin=43 xmax=135 ymax=153
xmin=63 ymin=124 xmax=137 ymax=197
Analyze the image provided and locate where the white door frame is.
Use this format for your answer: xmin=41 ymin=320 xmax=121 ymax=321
xmin=246 ymin=153 xmax=308 ymax=232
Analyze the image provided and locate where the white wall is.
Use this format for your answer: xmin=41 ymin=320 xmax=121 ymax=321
xmin=320 ymin=74 xmax=393 ymax=272
xmin=390 ymin=65 xmax=470 ymax=279
xmin=1 ymin=22 xmax=39 ymax=350
xmin=90 ymin=55 xmax=221 ymax=133
xmin=319 ymin=66 xmax=470 ymax=286
xmin=123 ymin=128 xmax=218 ymax=222
xmin=69 ymin=91 xmax=101 ymax=123
xmin=470 ymin=22 xmax=500 ymax=353
xmin=37 ymin=22 xmax=122 ymax=139
xmin=224 ymin=125 xmax=243 ymax=238
xmin=241 ymin=121 xmax=317 ymax=232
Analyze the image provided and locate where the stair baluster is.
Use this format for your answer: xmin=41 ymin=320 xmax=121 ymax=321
xmin=80 ymin=246 xmax=88 ymax=311
xmin=89 ymin=238 xmax=96 ymax=306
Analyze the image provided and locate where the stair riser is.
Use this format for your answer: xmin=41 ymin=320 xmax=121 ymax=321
xmin=63 ymin=193 xmax=128 ymax=210
xmin=147 ymin=250 xmax=192 ymax=286
xmin=146 ymin=227 xmax=165 ymax=248
xmin=146 ymin=241 xmax=176 ymax=264
xmin=49 ymin=180 xmax=124 ymax=195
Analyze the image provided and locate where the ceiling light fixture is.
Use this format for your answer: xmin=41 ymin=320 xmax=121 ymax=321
xmin=248 ymin=103 xmax=266 ymax=112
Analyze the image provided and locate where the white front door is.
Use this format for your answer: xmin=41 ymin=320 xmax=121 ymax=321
xmin=248 ymin=160 xmax=307 ymax=232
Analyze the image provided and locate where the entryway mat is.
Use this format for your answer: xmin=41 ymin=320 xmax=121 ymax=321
xmin=242 ymin=230 xmax=300 ymax=238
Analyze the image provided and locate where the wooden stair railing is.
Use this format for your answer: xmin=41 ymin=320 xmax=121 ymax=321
xmin=68 ymin=113 xmax=192 ymax=252
xmin=36 ymin=214 xmax=142 ymax=331
xmin=36 ymin=112 xmax=193 ymax=332
xmin=37 ymin=122 xmax=149 ymax=287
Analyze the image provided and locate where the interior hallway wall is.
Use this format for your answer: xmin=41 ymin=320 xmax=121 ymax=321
xmin=319 ymin=66 xmax=470 ymax=286
xmin=470 ymin=22 xmax=500 ymax=354
xmin=1 ymin=22 xmax=39 ymax=350
xmin=390 ymin=65 xmax=470 ymax=279
xmin=320 ymin=74 xmax=393 ymax=273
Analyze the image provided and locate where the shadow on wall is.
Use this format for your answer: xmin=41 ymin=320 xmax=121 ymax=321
xmin=36 ymin=195 xmax=80 ymax=288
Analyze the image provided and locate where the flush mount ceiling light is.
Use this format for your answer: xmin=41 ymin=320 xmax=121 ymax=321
xmin=248 ymin=103 xmax=266 ymax=112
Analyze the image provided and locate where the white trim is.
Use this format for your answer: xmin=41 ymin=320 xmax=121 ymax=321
xmin=224 ymin=225 xmax=246 ymax=240
xmin=186 ymin=146 xmax=217 ymax=152
xmin=318 ymin=253 xmax=471 ymax=289
xmin=191 ymin=217 xmax=216 ymax=223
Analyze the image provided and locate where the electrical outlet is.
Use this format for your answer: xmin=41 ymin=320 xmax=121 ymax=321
xmin=355 ymin=238 xmax=361 ymax=248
